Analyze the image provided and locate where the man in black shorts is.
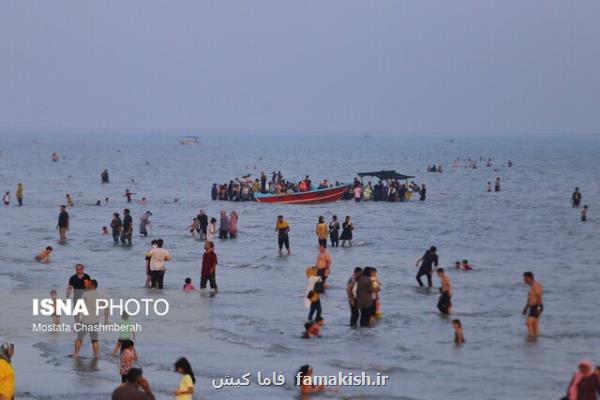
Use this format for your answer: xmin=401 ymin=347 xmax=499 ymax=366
xmin=415 ymin=246 xmax=438 ymax=287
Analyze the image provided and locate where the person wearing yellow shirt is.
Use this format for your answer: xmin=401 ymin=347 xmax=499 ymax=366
xmin=275 ymin=215 xmax=291 ymax=256
xmin=174 ymin=358 xmax=195 ymax=400
xmin=15 ymin=183 xmax=23 ymax=207
xmin=0 ymin=343 xmax=15 ymax=400
xmin=315 ymin=216 xmax=328 ymax=248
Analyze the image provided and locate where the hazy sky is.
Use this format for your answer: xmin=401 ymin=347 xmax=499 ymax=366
xmin=1 ymin=1 xmax=599 ymax=134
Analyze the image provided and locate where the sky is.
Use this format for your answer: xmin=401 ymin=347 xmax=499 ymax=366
xmin=1 ymin=1 xmax=599 ymax=135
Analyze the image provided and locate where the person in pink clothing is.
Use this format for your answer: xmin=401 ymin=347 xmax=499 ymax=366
xmin=229 ymin=211 xmax=239 ymax=239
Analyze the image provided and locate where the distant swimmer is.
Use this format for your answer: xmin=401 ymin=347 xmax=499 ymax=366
xmin=572 ymin=187 xmax=582 ymax=207
xmin=57 ymin=205 xmax=69 ymax=242
xmin=452 ymin=319 xmax=465 ymax=344
xmin=35 ymin=246 xmax=53 ymax=263
xmin=51 ymin=152 xmax=59 ymax=162
xmin=102 ymin=226 xmax=109 ymax=235
xmin=459 ymin=260 xmax=472 ymax=271
xmin=436 ymin=268 xmax=452 ymax=315
xmin=138 ymin=197 xmax=146 ymax=205
xmin=416 ymin=246 xmax=438 ymax=287
xmin=275 ymin=215 xmax=291 ymax=256
xmin=522 ymin=271 xmax=543 ymax=339
xmin=2 ymin=191 xmax=9 ymax=205
xmin=581 ymin=205 xmax=588 ymax=222
xmin=16 ymin=183 xmax=23 ymax=206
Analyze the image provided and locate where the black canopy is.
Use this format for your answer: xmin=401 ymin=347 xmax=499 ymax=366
xmin=357 ymin=170 xmax=414 ymax=180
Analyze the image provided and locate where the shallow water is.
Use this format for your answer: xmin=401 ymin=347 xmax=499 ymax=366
xmin=0 ymin=132 xmax=599 ymax=399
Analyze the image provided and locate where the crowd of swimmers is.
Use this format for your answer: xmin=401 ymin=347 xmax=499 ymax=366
xmin=1 ymin=157 xmax=597 ymax=399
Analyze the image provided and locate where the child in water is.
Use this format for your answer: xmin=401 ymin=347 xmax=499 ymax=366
xmin=102 ymin=226 xmax=109 ymax=235
xmin=461 ymin=260 xmax=473 ymax=271
xmin=581 ymin=205 xmax=588 ymax=221
xmin=174 ymin=357 xmax=196 ymax=400
xmin=183 ymin=278 xmax=195 ymax=292
xmin=302 ymin=317 xmax=323 ymax=338
xmin=452 ymin=319 xmax=465 ymax=344
xmin=113 ymin=312 xmax=136 ymax=355
xmin=35 ymin=246 xmax=53 ymax=263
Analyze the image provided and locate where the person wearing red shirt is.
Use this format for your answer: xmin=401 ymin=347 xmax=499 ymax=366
xmin=201 ymin=241 xmax=218 ymax=295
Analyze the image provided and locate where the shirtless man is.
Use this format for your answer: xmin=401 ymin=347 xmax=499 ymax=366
xmin=315 ymin=244 xmax=332 ymax=283
xmin=436 ymin=268 xmax=453 ymax=315
xmin=522 ymin=271 xmax=543 ymax=338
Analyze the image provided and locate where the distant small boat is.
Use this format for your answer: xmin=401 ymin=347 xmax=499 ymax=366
xmin=255 ymin=185 xmax=350 ymax=205
xmin=180 ymin=136 xmax=199 ymax=145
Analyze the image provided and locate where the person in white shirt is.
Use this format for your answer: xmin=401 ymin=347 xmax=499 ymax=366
xmin=145 ymin=239 xmax=171 ymax=289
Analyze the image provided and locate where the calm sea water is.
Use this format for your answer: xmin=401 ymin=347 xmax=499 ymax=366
xmin=0 ymin=132 xmax=599 ymax=399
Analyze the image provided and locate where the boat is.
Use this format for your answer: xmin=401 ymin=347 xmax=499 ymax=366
xmin=180 ymin=136 xmax=199 ymax=145
xmin=254 ymin=184 xmax=350 ymax=205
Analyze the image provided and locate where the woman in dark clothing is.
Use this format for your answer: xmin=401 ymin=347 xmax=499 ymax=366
xmin=329 ymin=215 xmax=340 ymax=247
xmin=340 ymin=216 xmax=353 ymax=247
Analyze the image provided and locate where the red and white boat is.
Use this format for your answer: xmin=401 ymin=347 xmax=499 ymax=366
xmin=254 ymin=185 xmax=350 ymax=205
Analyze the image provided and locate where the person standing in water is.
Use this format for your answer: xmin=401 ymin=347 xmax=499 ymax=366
xmin=340 ymin=216 xmax=353 ymax=247
xmin=347 ymin=267 xmax=362 ymax=327
xmin=146 ymin=239 xmax=171 ymax=289
xmin=2 ymin=192 xmax=9 ymax=206
xmin=316 ymin=216 xmax=328 ymax=248
xmin=275 ymin=215 xmax=291 ymax=256
xmin=572 ymin=187 xmax=582 ymax=207
xmin=57 ymin=205 xmax=70 ymax=242
xmin=139 ymin=211 xmax=151 ymax=237
xmin=329 ymin=215 xmax=340 ymax=247
xmin=200 ymin=241 xmax=218 ymax=295
xmin=66 ymin=193 xmax=74 ymax=207
xmin=73 ymin=279 xmax=109 ymax=358
xmin=419 ymin=184 xmax=427 ymax=201
xmin=316 ymin=244 xmax=332 ymax=283
xmin=16 ymin=183 xmax=23 ymax=206
xmin=111 ymin=213 xmax=123 ymax=244
xmin=436 ymin=268 xmax=452 ymax=315
xmin=494 ymin=177 xmax=501 ymax=192
xmin=101 ymin=169 xmax=109 ymax=183
xmin=416 ymin=246 xmax=438 ymax=287
xmin=197 ymin=210 xmax=208 ymax=240
xmin=581 ymin=205 xmax=588 ymax=221
xmin=211 ymin=184 xmax=218 ymax=201
xmin=219 ymin=210 xmax=229 ymax=239
xmin=123 ymin=189 xmax=134 ymax=203
xmin=121 ymin=209 xmax=133 ymax=246
xmin=228 ymin=211 xmax=238 ymax=239
xmin=522 ymin=271 xmax=543 ymax=339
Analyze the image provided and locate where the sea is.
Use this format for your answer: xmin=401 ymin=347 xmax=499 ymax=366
xmin=0 ymin=132 xmax=599 ymax=399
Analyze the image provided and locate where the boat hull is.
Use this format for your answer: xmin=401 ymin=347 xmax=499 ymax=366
xmin=255 ymin=185 xmax=350 ymax=205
